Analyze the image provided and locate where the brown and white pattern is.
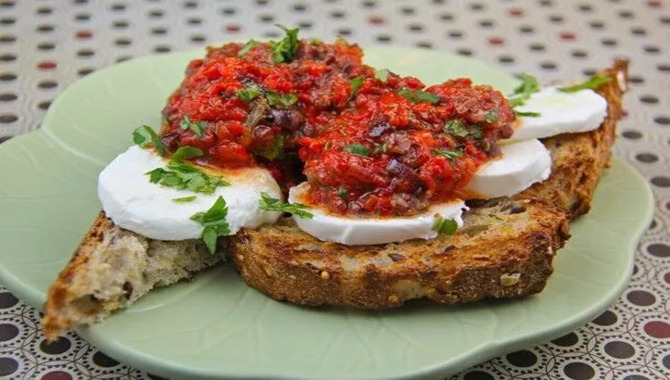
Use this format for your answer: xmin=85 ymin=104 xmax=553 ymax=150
xmin=1 ymin=0 xmax=669 ymax=379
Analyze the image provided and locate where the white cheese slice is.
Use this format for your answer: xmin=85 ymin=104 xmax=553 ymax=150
xmin=288 ymin=182 xmax=467 ymax=246
xmin=466 ymin=139 xmax=551 ymax=198
xmin=98 ymin=145 xmax=282 ymax=241
xmin=508 ymin=86 xmax=608 ymax=143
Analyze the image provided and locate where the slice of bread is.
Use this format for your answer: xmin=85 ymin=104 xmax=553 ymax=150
xmin=516 ymin=59 xmax=628 ymax=218
xmin=231 ymin=198 xmax=569 ymax=309
xmin=43 ymin=212 xmax=222 ymax=340
xmin=42 ymin=61 xmax=627 ymax=338
xmin=228 ymin=60 xmax=628 ymax=310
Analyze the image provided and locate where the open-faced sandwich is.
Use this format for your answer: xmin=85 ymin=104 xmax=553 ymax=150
xmin=42 ymin=26 xmax=629 ymax=340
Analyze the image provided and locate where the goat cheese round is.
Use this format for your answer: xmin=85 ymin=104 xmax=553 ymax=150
xmin=508 ymin=86 xmax=608 ymax=143
xmin=466 ymin=138 xmax=551 ymax=198
xmin=98 ymin=145 xmax=282 ymax=241
xmin=288 ymin=182 xmax=467 ymax=245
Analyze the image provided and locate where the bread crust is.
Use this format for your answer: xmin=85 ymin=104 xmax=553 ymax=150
xmin=231 ymin=198 xmax=569 ymax=309
xmin=43 ymin=212 xmax=222 ymax=340
xmin=516 ymin=60 xmax=628 ymax=218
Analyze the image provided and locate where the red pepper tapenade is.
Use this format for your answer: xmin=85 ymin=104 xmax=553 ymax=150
xmin=159 ymin=26 xmax=515 ymax=217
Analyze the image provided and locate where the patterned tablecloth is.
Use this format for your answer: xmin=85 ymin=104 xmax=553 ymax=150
xmin=0 ymin=0 xmax=669 ymax=379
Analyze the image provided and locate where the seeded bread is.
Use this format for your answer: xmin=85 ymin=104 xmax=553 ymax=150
xmin=231 ymin=198 xmax=569 ymax=309
xmin=516 ymin=59 xmax=628 ymax=218
xmin=42 ymin=212 xmax=223 ymax=340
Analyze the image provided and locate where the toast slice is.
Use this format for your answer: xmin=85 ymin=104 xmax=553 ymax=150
xmin=228 ymin=60 xmax=627 ymax=309
xmin=516 ymin=59 xmax=628 ymax=218
xmin=231 ymin=198 xmax=569 ymax=309
xmin=42 ymin=212 xmax=222 ymax=340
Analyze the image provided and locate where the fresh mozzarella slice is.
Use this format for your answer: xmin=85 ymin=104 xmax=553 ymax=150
xmin=288 ymin=182 xmax=467 ymax=245
xmin=466 ymin=139 xmax=551 ymax=198
xmin=508 ymin=86 xmax=607 ymax=143
xmin=98 ymin=145 xmax=282 ymax=241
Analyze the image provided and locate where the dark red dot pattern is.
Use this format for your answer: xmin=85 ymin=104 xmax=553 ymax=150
xmin=0 ymin=1 xmax=668 ymax=380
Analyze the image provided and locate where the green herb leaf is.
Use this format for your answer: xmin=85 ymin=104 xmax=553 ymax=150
xmin=172 ymin=146 xmax=204 ymax=162
xmin=345 ymin=143 xmax=371 ymax=157
xmin=508 ymin=73 xmax=541 ymax=108
xmin=266 ymin=91 xmax=298 ymax=108
xmin=558 ymin=75 xmax=612 ymax=93
xmin=397 ymin=88 xmax=440 ymax=104
xmin=397 ymin=88 xmax=415 ymax=101
xmin=173 ymin=195 xmax=196 ymax=203
xmin=270 ymin=24 xmax=300 ymax=63
xmin=485 ymin=110 xmax=498 ymax=123
xmin=132 ymin=125 xmax=167 ymax=156
xmin=445 ymin=119 xmax=469 ymax=137
xmin=179 ymin=116 xmax=206 ymax=137
xmin=415 ymin=90 xmax=440 ymax=104
xmin=237 ymin=39 xmax=258 ymax=57
xmin=515 ymin=110 xmax=542 ymax=117
xmin=190 ymin=196 xmax=230 ymax=253
xmin=308 ymin=38 xmax=322 ymax=45
xmin=236 ymin=83 xmax=262 ymax=102
xmin=511 ymin=73 xmax=541 ymax=96
xmin=145 ymin=157 xmax=229 ymax=194
xmin=433 ymin=217 xmax=458 ymax=235
xmin=445 ymin=119 xmax=482 ymax=139
xmin=433 ymin=149 xmax=463 ymax=160
xmin=349 ymin=76 xmax=365 ymax=100
xmin=259 ymin=192 xmax=314 ymax=219
xmin=337 ymin=187 xmax=348 ymax=199
xmin=375 ymin=68 xmax=390 ymax=82
xmin=508 ymin=97 xmax=525 ymax=108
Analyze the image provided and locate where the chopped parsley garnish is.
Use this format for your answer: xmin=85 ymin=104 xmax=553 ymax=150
xmin=558 ymin=75 xmax=612 ymax=93
xmin=445 ymin=119 xmax=468 ymax=137
xmin=485 ymin=110 xmax=498 ymax=123
xmin=375 ymin=68 xmax=390 ymax=82
xmin=345 ymin=143 xmax=371 ymax=157
xmin=133 ymin=125 xmax=166 ymax=156
xmin=416 ymin=90 xmax=440 ymax=103
xmin=179 ymin=116 xmax=205 ymax=137
xmin=508 ymin=73 xmax=540 ymax=107
xmin=259 ymin=192 xmax=314 ymax=219
xmin=444 ymin=119 xmax=483 ymax=139
xmin=349 ymin=76 xmax=365 ymax=100
xmin=433 ymin=217 xmax=458 ymax=235
xmin=433 ymin=149 xmax=463 ymax=160
xmin=337 ymin=187 xmax=348 ymax=199
xmin=269 ymin=24 xmax=300 ymax=63
xmin=236 ymin=83 xmax=261 ymax=102
xmin=145 ymin=146 xmax=229 ymax=194
xmin=173 ymin=195 xmax=196 ymax=203
xmin=172 ymin=146 xmax=204 ymax=161
xmin=190 ymin=196 xmax=230 ymax=253
xmin=515 ymin=110 xmax=541 ymax=117
xmin=397 ymin=88 xmax=440 ymax=104
xmin=237 ymin=39 xmax=258 ymax=57
xmin=266 ymin=91 xmax=298 ymax=108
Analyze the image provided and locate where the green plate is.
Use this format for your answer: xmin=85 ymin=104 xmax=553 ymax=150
xmin=0 ymin=47 xmax=653 ymax=379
